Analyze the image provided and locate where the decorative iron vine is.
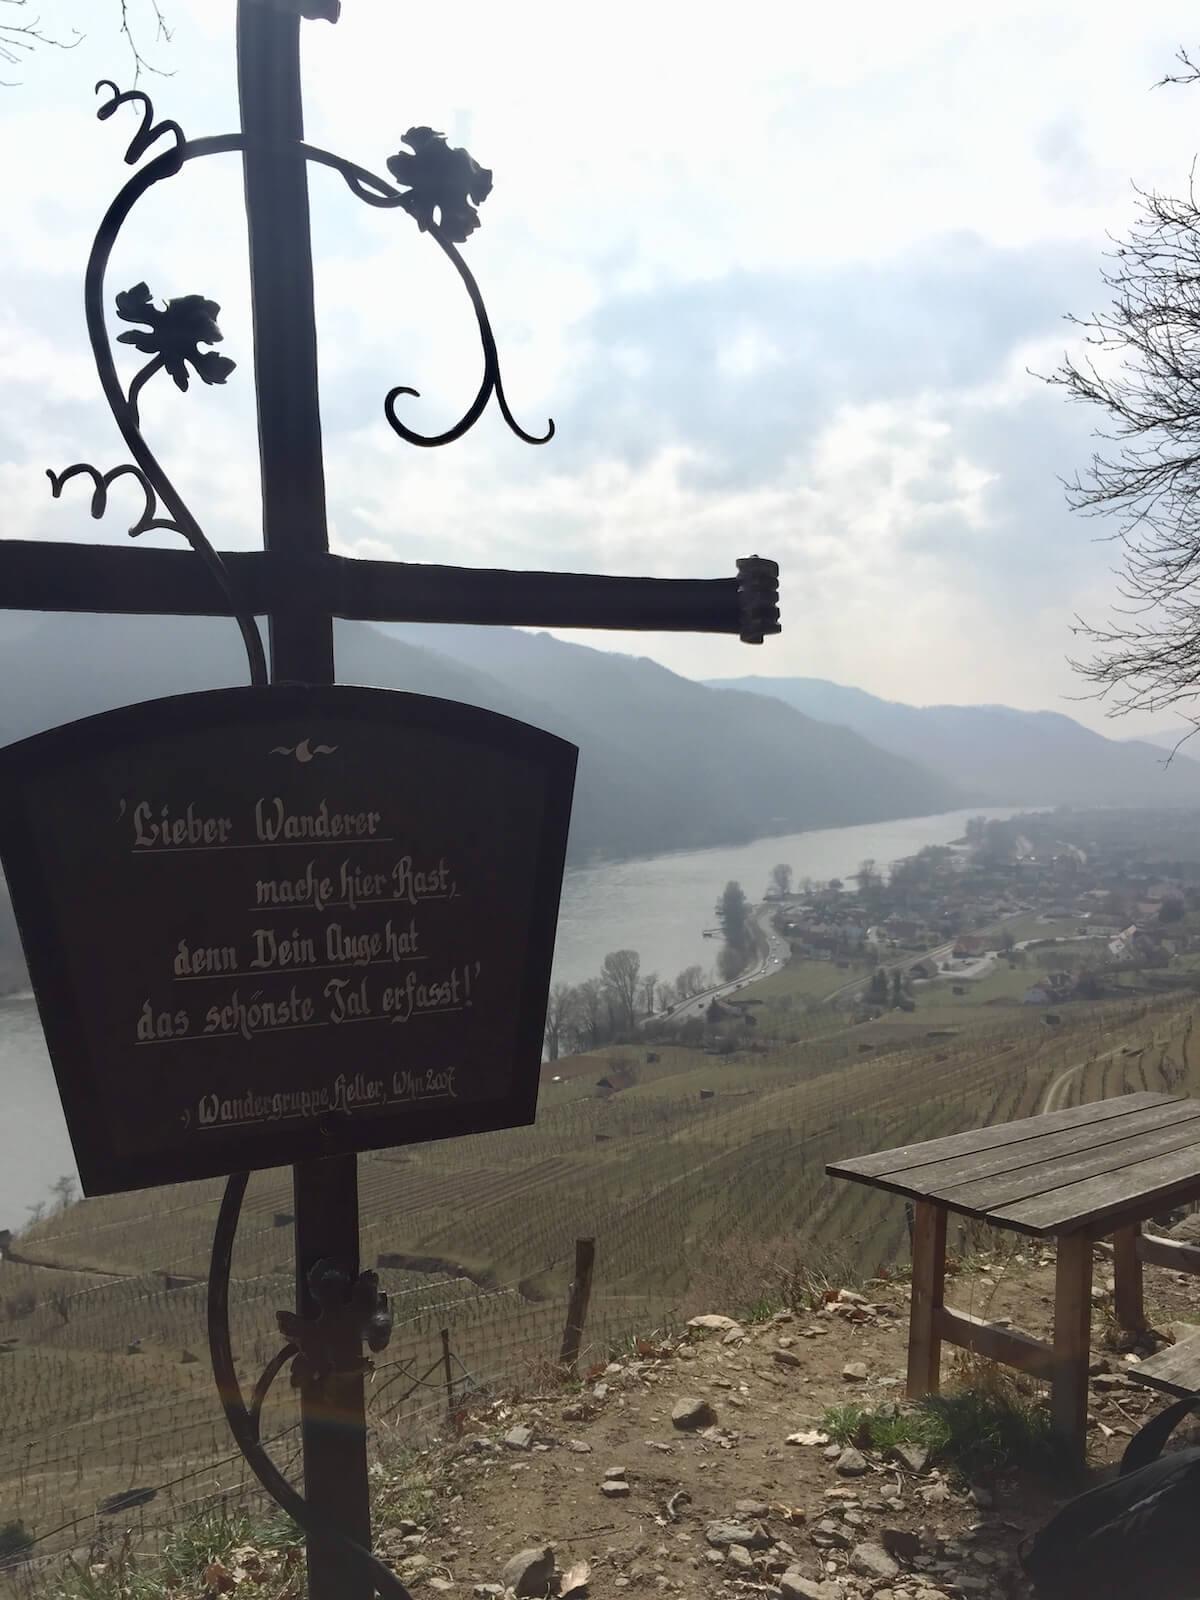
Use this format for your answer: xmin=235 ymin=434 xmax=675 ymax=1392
xmin=49 ymin=87 xmax=551 ymax=688
xmin=298 ymin=133 xmax=554 ymax=448
xmin=48 ymin=34 xmax=554 ymax=1589
xmin=209 ymin=1177 xmax=411 ymax=1600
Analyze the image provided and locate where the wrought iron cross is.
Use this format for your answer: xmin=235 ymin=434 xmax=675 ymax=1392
xmin=0 ymin=2 xmax=779 ymax=1594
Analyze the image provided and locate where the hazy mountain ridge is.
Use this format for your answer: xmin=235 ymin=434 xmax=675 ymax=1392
xmin=0 ymin=617 xmax=959 ymax=869
xmin=1125 ymin=727 xmax=1199 ymax=755
xmin=707 ymin=675 xmax=1200 ymax=808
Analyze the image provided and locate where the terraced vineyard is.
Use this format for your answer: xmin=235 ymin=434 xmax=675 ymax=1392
xmin=2 ymin=991 xmax=1197 ymax=1577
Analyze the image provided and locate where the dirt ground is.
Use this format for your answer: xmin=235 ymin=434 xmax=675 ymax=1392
xmin=376 ymin=1251 xmax=1200 ymax=1599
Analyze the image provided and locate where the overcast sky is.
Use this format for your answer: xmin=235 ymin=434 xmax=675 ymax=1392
xmin=4 ymin=0 xmax=1200 ymax=733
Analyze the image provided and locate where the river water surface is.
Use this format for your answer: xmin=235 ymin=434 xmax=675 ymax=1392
xmin=0 ymin=805 xmax=1024 ymax=1224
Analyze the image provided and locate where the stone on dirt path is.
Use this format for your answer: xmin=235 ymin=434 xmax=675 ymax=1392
xmin=500 ymin=1546 xmax=556 ymax=1598
xmin=726 ymin=1543 xmax=756 ymax=1574
xmin=888 ymin=1441 xmax=929 ymax=1474
xmin=851 ymin=1541 xmax=900 ymax=1581
xmin=882 ymin=1526 xmax=922 ymax=1561
xmin=672 ymin=1396 xmax=717 ymax=1430
xmin=705 ymin=1519 xmax=770 ymax=1550
xmin=780 ymin=1572 xmax=843 ymax=1600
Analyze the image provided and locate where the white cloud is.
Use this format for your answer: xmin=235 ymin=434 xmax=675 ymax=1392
xmin=4 ymin=0 xmax=1200 ymax=736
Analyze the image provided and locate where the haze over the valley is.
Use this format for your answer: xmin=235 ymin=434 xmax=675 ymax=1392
xmin=5 ymin=0 xmax=1200 ymax=737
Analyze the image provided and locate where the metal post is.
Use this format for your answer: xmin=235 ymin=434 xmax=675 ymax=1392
xmin=236 ymin=5 xmax=367 ymax=1596
xmin=236 ymin=0 xmax=334 ymax=683
xmin=559 ymin=1237 xmax=596 ymax=1372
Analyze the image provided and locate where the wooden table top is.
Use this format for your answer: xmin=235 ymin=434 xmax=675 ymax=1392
xmin=826 ymin=1092 xmax=1200 ymax=1238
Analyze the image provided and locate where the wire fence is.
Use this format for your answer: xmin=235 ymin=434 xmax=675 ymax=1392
xmin=0 ymin=1233 xmax=662 ymax=1595
xmin=5 ymin=995 xmax=1193 ymax=1592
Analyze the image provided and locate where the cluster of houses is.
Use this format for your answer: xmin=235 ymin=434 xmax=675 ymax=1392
xmin=772 ymin=815 xmax=1200 ymax=1010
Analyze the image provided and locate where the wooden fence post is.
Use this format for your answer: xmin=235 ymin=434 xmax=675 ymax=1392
xmin=559 ymin=1238 xmax=596 ymax=1372
xmin=440 ymin=1328 xmax=454 ymax=1418
xmin=906 ymin=1201 xmax=946 ymax=1399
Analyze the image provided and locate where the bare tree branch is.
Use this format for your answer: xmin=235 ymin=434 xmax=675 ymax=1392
xmin=118 ymin=0 xmax=172 ymax=82
xmin=1043 ymin=54 xmax=1200 ymax=722
xmin=0 ymin=0 xmax=81 ymax=83
xmin=0 ymin=0 xmax=171 ymax=85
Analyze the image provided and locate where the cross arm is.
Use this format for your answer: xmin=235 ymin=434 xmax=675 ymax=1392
xmin=0 ymin=540 xmax=780 ymax=643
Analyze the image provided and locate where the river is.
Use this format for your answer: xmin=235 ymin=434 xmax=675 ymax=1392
xmin=0 ymin=805 xmax=1025 ymax=1224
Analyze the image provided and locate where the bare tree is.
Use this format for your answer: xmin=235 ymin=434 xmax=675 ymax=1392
xmin=1046 ymin=49 xmax=1200 ymax=727
xmin=1 ymin=0 xmax=172 ymax=84
xmin=51 ymin=1173 xmax=76 ymax=1211
xmin=575 ymin=977 xmax=606 ymax=1051
xmin=601 ymin=949 xmax=641 ymax=1032
xmin=675 ymin=964 xmax=704 ymax=999
xmin=769 ymin=863 xmax=793 ymax=898
xmin=639 ymin=971 xmax=659 ymax=1015
xmin=543 ymin=981 xmax=578 ymax=1063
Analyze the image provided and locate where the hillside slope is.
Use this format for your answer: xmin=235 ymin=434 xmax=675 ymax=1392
xmin=0 ymin=616 xmax=959 ymax=865
xmin=707 ymin=675 xmax=1200 ymax=808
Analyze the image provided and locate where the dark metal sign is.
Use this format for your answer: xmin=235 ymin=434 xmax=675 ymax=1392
xmin=0 ymin=685 xmax=576 ymax=1195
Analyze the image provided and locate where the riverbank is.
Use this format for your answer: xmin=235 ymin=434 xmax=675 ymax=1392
xmin=551 ymin=806 xmax=1032 ymax=989
xmin=0 ymin=804 xmax=1033 ymax=1224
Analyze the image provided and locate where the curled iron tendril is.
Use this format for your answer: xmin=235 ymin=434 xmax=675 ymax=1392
xmin=303 ymin=144 xmax=554 ymax=450
xmin=209 ymin=1175 xmax=413 ymax=1600
xmin=46 ymin=463 xmax=182 ymax=539
xmin=59 ymin=101 xmax=267 ymax=686
xmin=95 ymin=79 xmax=184 ymax=169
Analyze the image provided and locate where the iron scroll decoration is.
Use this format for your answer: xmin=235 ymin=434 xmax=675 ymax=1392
xmin=45 ymin=13 xmax=565 ymax=1592
xmin=49 ymin=72 xmax=553 ymax=694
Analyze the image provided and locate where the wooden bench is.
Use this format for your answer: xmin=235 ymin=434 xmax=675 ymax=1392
xmin=1127 ymin=1331 xmax=1200 ymax=1399
xmin=827 ymin=1092 xmax=1200 ymax=1460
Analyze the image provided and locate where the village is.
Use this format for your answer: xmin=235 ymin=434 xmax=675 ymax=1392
xmin=767 ymin=809 xmax=1200 ymax=1016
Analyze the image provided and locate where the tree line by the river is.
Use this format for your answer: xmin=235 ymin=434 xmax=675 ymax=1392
xmin=543 ymin=949 xmax=706 ymax=1060
xmin=544 ymin=879 xmax=764 ymax=1059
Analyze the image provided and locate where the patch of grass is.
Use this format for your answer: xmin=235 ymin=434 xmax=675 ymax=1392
xmin=160 ymin=1505 xmax=304 ymax=1586
xmin=822 ymin=1401 xmax=929 ymax=1455
xmin=740 ymin=1295 xmax=779 ymax=1325
xmin=744 ymin=957 xmax=867 ymax=1005
xmin=821 ymin=1383 xmax=1066 ymax=1478
xmin=695 ymin=1233 xmax=865 ymax=1324
xmin=52 ymin=1506 xmax=305 ymax=1600
xmin=371 ymin=1431 xmax=438 ymax=1529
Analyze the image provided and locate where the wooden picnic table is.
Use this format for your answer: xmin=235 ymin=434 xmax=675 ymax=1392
xmin=827 ymin=1091 xmax=1200 ymax=1458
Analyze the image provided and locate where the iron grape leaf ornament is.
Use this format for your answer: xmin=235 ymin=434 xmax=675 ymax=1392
xmin=386 ymin=127 xmax=494 ymax=243
xmin=115 ymin=282 xmax=237 ymax=392
xmin=276 ymin=1261 xmax=392 ymax=1390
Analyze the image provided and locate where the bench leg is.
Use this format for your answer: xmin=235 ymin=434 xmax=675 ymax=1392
xmin=1052 ymin=1233 xmax=1093 ymax=1462
xmin=907 ymin=1201 xmax=947 ymax=1398
xmin=1112 ymin=1223 xmax=1145 ymax=1332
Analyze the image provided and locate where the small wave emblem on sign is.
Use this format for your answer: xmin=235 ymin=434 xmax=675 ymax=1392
xmin=270 ymin=739 xmax=338 ymax=763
